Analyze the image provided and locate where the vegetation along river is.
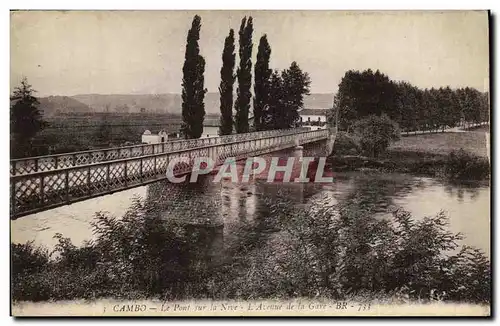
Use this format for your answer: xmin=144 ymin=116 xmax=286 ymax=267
xmin=12 ymin=165 xmax=490 ymax=258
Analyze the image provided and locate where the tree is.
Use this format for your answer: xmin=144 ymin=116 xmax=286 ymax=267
xmin=418 ymin=88 xmax=433 ymax=131
xmin=253 ymin=34 xmax=272 ymax=131
xmin=436 ymin=86 xmax=459 ymax=131
xmin=261 ymin=63 xmax=311 ymax=131
xmin=218 ymin=29 xmax=236 ymax=136
xmin=181 ymin=15 xmax=207 ymax=139
xmin=394 ymin=81 xmax=419 ymax=133
xmin=427 ymin=88 xmax=442 ymax=132
xmin=327 ymin=95 xmax=339 ymax=129
xmin=352 ymin=114 xmax=400 ymax=157
xmin=234 ymin=16 xmax=253 ymax=134
xmin=264 ymin=70 xmax=284 ymax=130
xmin=335 ymin=69 xmax=397 ymax=130
xmin=479 ymin=91 xmax=490 ymax=123
xmin=460 ymin=87 xmax=483 ymax=125
xmin=10 ymin=77 xmax=47 ymax=158
xmin=281 ymin=61 xmax=311 ymax=128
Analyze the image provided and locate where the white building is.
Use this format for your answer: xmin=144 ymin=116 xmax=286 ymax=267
xmin=141 ymin=130 xmax=170 ymax=144
xmin=201 ymin=125 xmax=219 ymax=138
xmin=298 ymin=108 xmax=328 ymax=130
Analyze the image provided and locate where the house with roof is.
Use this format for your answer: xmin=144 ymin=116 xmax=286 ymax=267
xmin=298 ymin=108 xmax=329 ymax=130
xmin=201 ymin=117 xmax=221 ymax=138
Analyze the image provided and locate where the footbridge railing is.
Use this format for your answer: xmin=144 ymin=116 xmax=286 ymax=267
xmin=10 ymin=128 xmax=311 ymax=176
xmin=10 ymin=128 xmax=331 ymax=218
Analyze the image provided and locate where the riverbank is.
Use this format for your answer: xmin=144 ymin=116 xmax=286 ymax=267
xmin=329 ymin=129 xmax=490 ymax=181
xmin=328 ymin=149 xmax=490 ymax=182
xmin=11 ymin=299 xmax=490 ymax=317
xmin=390 ymin=131 xmax=489 ymax=158
xmin=329 ymin=150 xmax=447 ymax=175
xmin=11 ymin=185 xmax=490 ymax=305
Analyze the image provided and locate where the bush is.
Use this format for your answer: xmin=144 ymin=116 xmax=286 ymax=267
xmin=11 ymin=194 xmax=491 ymax=303
xmin=352 ymin=114 xmax=400 ymax=157
xmin=444 ymin=149 xmax=490 ymax=180
xmin=331 ymin=131 xmax=360 ymax=156
xmin=11 ymin=242 xmax=51 ymax=301
xmin=223 ymin=194 xmax=491 ymax=303
xmin=11 ymin=197 xmax=195 ymax=301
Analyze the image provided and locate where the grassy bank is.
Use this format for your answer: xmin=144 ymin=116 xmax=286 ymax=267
xmin=390 ymin=132 xmax=488 ymax=158
xmin=330 ymin=131 xmax=490 ymax=181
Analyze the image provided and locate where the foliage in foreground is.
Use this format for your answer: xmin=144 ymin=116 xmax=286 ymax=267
xmin=11 ymin=195 xmax=490 ymax=303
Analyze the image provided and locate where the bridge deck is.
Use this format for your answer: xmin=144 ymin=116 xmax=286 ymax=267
xmin=10 ymin=128 xmax=311 ymax=176
xmin=10 ymin=128 xmax=332 ymax=219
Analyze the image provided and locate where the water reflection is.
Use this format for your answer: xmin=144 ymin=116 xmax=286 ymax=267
xmin=141 ymin=166 xmax=490 ymax=269
xmin=325 ymin=172 xmax=427 ymax=214
xmin=443 ymin=180 xmax=484 ymax=202
xmin=11 ymin=148 xmax=490 ymax=261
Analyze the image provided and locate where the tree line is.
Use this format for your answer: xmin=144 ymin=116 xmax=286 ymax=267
xmin=181 ymin=15 xmax=311 ymax=139
xmin=334 ymin=69 xmax=489 ymax=132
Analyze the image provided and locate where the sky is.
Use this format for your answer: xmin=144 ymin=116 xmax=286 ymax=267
xmin=10 ymin=10 xmax=489 ymax=97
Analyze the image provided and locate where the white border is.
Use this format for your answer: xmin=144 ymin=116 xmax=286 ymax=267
xmin=2 ymin=1 xmax=498 ymax=325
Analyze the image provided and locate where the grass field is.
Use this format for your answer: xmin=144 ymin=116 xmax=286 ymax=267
xmin=390 ymin=131 xmax=488 ymax=158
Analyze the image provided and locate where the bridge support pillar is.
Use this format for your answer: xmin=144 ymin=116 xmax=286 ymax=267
xmin=293 ymin=145 xmax=303 ymax=158
xmin=292 ymin=145 xmax=305 ymax=203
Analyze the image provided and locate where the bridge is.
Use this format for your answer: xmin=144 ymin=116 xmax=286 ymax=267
xmin=10 ymin=127 xmax=337 ymax=219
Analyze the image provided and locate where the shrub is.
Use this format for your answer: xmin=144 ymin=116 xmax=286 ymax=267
xmin=11 ymin=242 xmax=51 ymax=301
xmin=331 ymin=131 xmax=360 ymax=156
xmin=11 ymin=197 xmax=195 ymax=301
xmin=225 ymin=194 xmax=491 ymax=303
xmin=444 ymin=149 xmax=490 ymax=180
xmin=11 ymin=194 xmax=491 ymax=303
xmin=352 ymin=114 xmax=400 ymax=157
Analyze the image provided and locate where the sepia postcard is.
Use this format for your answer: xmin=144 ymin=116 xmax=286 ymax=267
xmin=9 ymin=10 xmax=491 ymax=317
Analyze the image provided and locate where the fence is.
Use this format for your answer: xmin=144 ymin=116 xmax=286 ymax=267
xmin=11 ymin=128 xmax=330 ymax=218
xmin=10 ymin=128 xmax=311 ymax=176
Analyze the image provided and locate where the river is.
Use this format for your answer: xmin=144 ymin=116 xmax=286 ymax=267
xmin=11 ymin=164 xmax=490 ymax=259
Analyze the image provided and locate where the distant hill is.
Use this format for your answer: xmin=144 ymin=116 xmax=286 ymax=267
xmin=71 ymin=94 xmax=181 ymax=114
xmin=38 ymin=96 xmax=93 ymax=116
xmin=39 ymin=92 xmax=334 ymax=115
xmin=71 ymin=93 xmax=224 ymax=115
xmin=303 ymin=93 xmax=334 ymax=109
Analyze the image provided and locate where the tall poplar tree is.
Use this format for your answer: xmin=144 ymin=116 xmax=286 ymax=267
xmin=181 ymin=15 xmax=207 ymax=139
xmin=253 ymin=34 xmax=272 ymax=131
xmin=234 ymin=16 xmax=253 ymax=133
xmin=218 ymin=29 xmax=236 ymax=136
xmin=266 ymin=70 xmax=285 ymax=130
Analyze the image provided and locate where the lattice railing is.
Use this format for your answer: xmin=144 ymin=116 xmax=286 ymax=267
xmin=10 ymin=128 xmax=310 ymax=176
xmin=10 ymin=128 xmax=330 ymax=218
